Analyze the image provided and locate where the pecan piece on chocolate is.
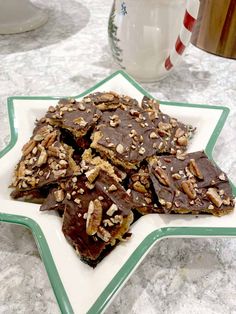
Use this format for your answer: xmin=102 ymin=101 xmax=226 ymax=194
xmin=97 ymin=226 xmax=111 ymax=242
xmin=41 ymin=131 xmax=57 ymax=148
xmin=154 ymin=166 xmax=170 ymax=186
xmin=106 ymin=203 xmax=118 ymax=216
xmin=37 ymin=146 xmax=47 ymax=167
xmin=175 ymin=128 xmax=185 ymax=138
xmin=181 ymin=180 xmax=196 ymax=199
xmin=133 ymin=181 xmax=147 ymax=193
xmin=22 ymin=140 xmax=36 ymax=156
xmin=85 ymin=166 xmax=100 ymax=183
xmin=18 ymin=161 xmax=26 ymax=178
xmin=54 ymin=189 xmax=65 ymax=202
xmin=86 ymin=199 xmax=103 ymax=236
xmin=177 ymin=136 xmax=188 ymax=146
xmin=206 ymin=188 xmax=223 ymax=207
xmin=189 ymin=159 xmax=203 ymax=179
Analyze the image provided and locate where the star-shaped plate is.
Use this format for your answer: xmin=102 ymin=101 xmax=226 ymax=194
xmin=0 ymin=71 xmax=235 ymax=313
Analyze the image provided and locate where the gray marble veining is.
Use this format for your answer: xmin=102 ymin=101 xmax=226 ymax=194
xmin=0 ymin=0 xmax=235 ymax=313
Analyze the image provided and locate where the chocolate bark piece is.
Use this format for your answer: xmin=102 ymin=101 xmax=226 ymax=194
xmin=153 ymin=113 xmax=194 ymax=155
xmin=128 ymin=165 xmax=163 ymax=215
xmin=41 ymin=171 xmax=134 ymax=266
xmin=83 ymin=91 xmax=121 ymax=111
xmin=141 ymin=95 xmax=194 ymax=154
xmin=83 ymin=91 xmax=139 ymax=111
xmin=148 ymin=151 xmax=235 ymax=216
xmin=10 ymin=121 xmax=79 ymax=201
xmin=91 ymin=107 xmax=163 ymax=169
xmin=46 ymin=98 xmax=101 ymax=139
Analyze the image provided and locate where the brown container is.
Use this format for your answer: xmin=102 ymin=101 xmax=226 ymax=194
xmin=191 ymin=0 xmax=236 ymax=59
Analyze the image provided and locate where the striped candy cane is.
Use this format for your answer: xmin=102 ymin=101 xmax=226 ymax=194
xmin=164 ymin=0 xmax=200 ymax=71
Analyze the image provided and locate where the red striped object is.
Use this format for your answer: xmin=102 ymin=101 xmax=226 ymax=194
xmin=164 ymin=56 xmax=173 ymax=70
xmin=183 ymin=9 xmax=196 ymax=32
xmin=175 ymin=36 xmax=186 ymax=55
xmin=164 ymin=6 xmax=198 ymax=71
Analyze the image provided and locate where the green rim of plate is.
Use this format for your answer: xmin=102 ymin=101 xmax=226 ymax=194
xmin=1 ymin=70 xmax=235 ymax=314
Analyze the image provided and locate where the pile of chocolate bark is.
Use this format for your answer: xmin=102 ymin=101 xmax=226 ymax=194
xmin=10 ymin=92 xmax=235 ymax=266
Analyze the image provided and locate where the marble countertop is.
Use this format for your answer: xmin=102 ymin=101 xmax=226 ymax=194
xmin=0 ymin=0 xmax=235 ymax=313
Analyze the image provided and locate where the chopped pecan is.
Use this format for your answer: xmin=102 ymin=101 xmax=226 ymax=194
xmin=100 ymin=93 xmax=115 ymax=101
xmin=18 ymin=161 xmax=26 ymax=178
xmin=166 ymin=202 xmax=172 ymax=209
xmin=219 ymin=173 xmax=226 ymax=181
xmin=133 ymin=181 xmax=147 ymax=193
xmin=108 ymin=184 xmax=117 ymax=192
xmin=138 ymin=147 xmax=146 ymax=155
xmin=37 ymin=146 xmax=47 ymax=167
xmin=73 ymin=117 xmax=87 ymax=127
xmin=86 ymin=199 xmax=103 ymax=236
xmin=154 ymin=166 xmax=170 ymax=186
xmin=176 ymin=150 xmax=186 ymax=160
xmin=175 ymin=128 xmax=185 ymax=138
xmin=106 ymin=203 xmax=118 ymax=216
xmin=109 ymin=115 xmax=120 ymax=127
xmin=22 ymin=140 xmax=36 ymax=156
xmin=111 ymin=215 xmax=123 ymax=225
xmin=189 ymin=159 xmax=203 ymax=179
xmin=172 ymin=173 xmax=181 ymax=180
xmin=78 ymin=103 xmax=85 ymax=111
xmin=223 ymin=197 xmax=231 ymax=205
xmin=103 ymin=219 xmax=114 ymax=227
xmin=206 ymin=188 xmax=223 ymax=207
xmin=48 ymin=145 xmax=60 ymax=157
xmin=97 ymin=226 xmax=111 ymax=242
xmin=34 ymin=125 xmax=53 ymax=141
xmin=144 ymin=197 xmax=152 ymax=204
xmin=85 ymin=167 xmax=100 ymax=183
xmin=54 ymin=189 xmax=65 ymax=202
xmin=41 ymin=131 xmax=57 ymax=148
xmin=149 ymin=132 xmax=158 ymax=139
xmin=131 ymin=174 xmax=140 ymax=182
xmin=177 ymin=136 xmax=188 ymax=146
xmin=116 ymin=144 xmax=124 ymax=154
xmin=158 ymin=122 xmax=172 ymax=131
xmin=181 ymin=180 xmax=196 ymax=199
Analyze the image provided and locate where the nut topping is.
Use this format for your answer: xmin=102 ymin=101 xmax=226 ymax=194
xmin=149 ymin=132 xmax=158 ymax=139
xmin=85 ymin=167 xmax=100 ymax=183
xmin=206 ymin=188 xmax=223 ymax=207
xmin=154 ymin=166 xmax=170 ymax=186
xmin=106 ymin=203 xmax=118 ymax=216
xmin=175 ymin=128 xmax=185 ymax=138
xmin=73 ymin=117 xmax=88 ymax=127
xmin=108 ymin=184 xmax=118 ymax=192
xmin=133 ymin=181 xmax=147 ymax=193
xmin=189 ymin=159 xmax=203 ymax=179
xmin=172 ymin=173 xmax=181 ymax=180
xmin=41 ymin=131 xmax=57 ymax=148
xmin=219 ymin=173 xmax=226 ymax=181
xmin=97 ymin=226 xmax=111 ymax=242
xmin=22 ymin=140 xmax=36 ymax=156
xmin=86 ymin=199 xmax=103 ymax=236
xmin=116 ymin=144 xmax=124 ymax=154
xmin=54 ymin=189 xmax=65 ymax=202
xmin=18 ymin=161 xmax=26 ymax=178
xmin=138 ymin=147 xmax=146 ymax=155
xmin=177 ymin=136 xmax=188 ymax=146
xmin=181 ymin=180 xmax=196 ymax=199
xmin=37 ymin=147 xmax=47 ymax=167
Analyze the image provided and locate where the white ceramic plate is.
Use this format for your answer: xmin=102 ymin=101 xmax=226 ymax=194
xmin=0 ymin=71 xmax=235 ymax=314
